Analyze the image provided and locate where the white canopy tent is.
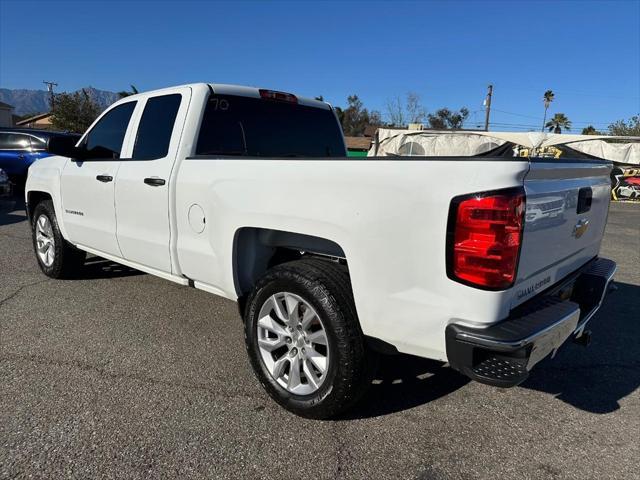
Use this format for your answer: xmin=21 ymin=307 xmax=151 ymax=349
xmin=369 ymin=129 xmax=640 ymax=165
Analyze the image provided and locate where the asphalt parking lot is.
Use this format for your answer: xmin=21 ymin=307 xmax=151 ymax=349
xmin=0 ymin=196 xmax=638 ymax=480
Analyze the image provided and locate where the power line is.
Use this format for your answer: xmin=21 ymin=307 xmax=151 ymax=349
xmin=492 ymin=109 xmax=541 ymax=120
xmin=491 ymin=109 xmax=619 ymax=126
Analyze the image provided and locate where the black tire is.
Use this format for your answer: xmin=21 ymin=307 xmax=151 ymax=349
xmin=244 ymin=258 xmax=376 ymax=419
xmin=31 ymin=199 xmax=86 ymax=279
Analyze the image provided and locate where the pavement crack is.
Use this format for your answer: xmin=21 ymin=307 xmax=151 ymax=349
xmin=331 ymin=422 xmax=350 ymax=479
xmin=0 ymin=279 xmax=49 ymax=310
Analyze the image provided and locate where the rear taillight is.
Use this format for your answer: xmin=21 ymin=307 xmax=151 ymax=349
xmin=259 ymin=89 xmax=298 ymax=103
xmin=446 ymin=188 xmax=525 ymax=290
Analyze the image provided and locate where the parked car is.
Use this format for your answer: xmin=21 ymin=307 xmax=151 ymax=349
xmin=0 ymin=168 xmax=11 ymax=197
xmin=25 ymin=83 xmax=616 ymax=419
xmin=0 ymin=128 xmax=80 ymax=183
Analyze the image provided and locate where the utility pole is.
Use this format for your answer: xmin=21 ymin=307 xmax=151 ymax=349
xmin=43 ymin=81 xmax=58 ymax=112
xmin=484 ymin=84 xmax=493 ymax=131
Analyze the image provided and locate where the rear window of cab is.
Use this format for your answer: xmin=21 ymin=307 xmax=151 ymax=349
xmin=196 ymin=94 xmax=345 ymax=158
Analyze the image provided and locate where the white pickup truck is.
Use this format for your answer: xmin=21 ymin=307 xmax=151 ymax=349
xmin=25 ymin=83 xmax=616 ymax=418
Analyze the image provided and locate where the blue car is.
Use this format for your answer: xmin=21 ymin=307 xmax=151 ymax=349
xmin=0 ymin=168 xmax=11 ymax=197
xmin=0 ymin=128 xmax=80 ymax=182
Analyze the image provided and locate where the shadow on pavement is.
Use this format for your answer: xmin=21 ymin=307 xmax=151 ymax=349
xmin=0 ymin=194 xmax=26 ymax=226
xmin=79 ymin=256 xmax=146 ymax=280
xmin=341 ymin=355 xmax=469 ymax=419
xmin=522 ymin=281 xmax=640 ymax=413
xmin=346 ymin=281 xmax=638 ymax=419
xmin=1 ymin=190 xmax=142 ymax=280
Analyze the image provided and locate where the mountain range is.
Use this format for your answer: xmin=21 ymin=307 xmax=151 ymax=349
xmin=0 ymin=87 xmax=119 ymax=116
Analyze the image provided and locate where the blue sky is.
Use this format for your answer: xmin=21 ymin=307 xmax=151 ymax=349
xmin=1 ymin=0 xmax=639 ymax=131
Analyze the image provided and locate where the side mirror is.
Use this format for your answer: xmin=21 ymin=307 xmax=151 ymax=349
xmin=47 ymin=135 xmax=84 ymax=159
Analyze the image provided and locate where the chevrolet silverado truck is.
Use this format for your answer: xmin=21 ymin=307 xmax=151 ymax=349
xmin=25 ymin=83 xmax=616 ymax=418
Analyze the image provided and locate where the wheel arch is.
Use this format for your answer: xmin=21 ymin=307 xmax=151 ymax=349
xmin=26 ymin=190 xmax=53 ymax=222
xmin=232 ymin=227 xmax=347 ymax=313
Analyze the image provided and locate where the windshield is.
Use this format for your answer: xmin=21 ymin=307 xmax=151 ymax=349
xmin=196 ymin=93 xmax=345 ymax=157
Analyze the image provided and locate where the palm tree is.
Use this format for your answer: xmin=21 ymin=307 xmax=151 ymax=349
xmin=545 ymin=113 xmax=572 ymax=133
xmin=581 ymin=125 xmax=600 ymax=135
xmin=541 ymin=90 xmax=555 ymax=132
xmin=117 ymin=85 xmax=139 ymax=99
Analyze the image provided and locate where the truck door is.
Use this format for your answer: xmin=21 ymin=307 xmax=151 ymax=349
xmin=60 ymin=101 xmax=137 ymax=257
xmin=114 ymin=88 xmax=191 ymax=273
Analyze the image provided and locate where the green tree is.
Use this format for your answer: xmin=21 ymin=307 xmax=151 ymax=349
xmin=542 ymin=90 xmax=555 ymax=132
xmin=50 ymin=89 xmax=102 ymax=133
xmin=427 ymin=107 xmax=469 ymax=130
xmin=581 ymin=125 xmax=601 ymax=135
xmin=340 ymin=95 xmax=381 ymax=136
xmin=545 ymin=113 xmax=572 ymax=133
xmin=608 ymin=115 xmax=640 ymax=136
xmin=117 ymin=85 xmax=139 ymax=99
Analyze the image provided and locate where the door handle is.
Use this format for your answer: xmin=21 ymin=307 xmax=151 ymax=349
xmin=577 ymin=187 xmax=592 ymax=214
xmin=96 ymin=175 xmax=113 ymax=183
xmin=144 ymin=177 xmax=166 ymax=187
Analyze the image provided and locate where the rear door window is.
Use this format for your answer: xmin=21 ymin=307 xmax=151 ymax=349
xmin=84 ymin=102 xmax=136 ymax=159
xmin=0 ymin=133 xmax=31 ymax=150
xmin=196 ymin=94 xmax=345 ymax=157
xmin=132 ymin=94 xmax=182 ymax=160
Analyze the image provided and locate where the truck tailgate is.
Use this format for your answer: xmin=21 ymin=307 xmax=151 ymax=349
xmin=511 ymin=160 xmax=612 ymax=308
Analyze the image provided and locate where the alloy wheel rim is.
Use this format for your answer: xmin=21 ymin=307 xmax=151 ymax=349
xmin=35 ymin=214 xmax=55 ymax=267
xmin=256 ymin=292 xmax=330 ymax=395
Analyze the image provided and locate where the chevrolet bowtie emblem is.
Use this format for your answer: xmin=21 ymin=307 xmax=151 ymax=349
xmin=573 ymin=218 xmax=590 ymax=238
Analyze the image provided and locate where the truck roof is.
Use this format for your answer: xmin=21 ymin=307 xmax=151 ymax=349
xmin=113 ymin=82 xmax=332 ymax=110
xmin=208 ymin=83 xmax=331 ymax=110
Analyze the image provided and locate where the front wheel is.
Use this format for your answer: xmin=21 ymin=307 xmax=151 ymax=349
xmin=31 ymin=200 xmax=86 ymax=279
xmin=244 ymin=258 xmax=375 ymax=419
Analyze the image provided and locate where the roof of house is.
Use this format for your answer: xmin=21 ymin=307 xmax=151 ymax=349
xmin=344 ymin=136 xmax=372 ymax=151
xmin=15 ymin=112 xmax=52 ymax=126
xmin=0 ymin=101 xmax=14 ymax=110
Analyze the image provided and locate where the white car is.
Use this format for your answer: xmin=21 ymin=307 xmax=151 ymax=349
xmin=25 ymin=83 xmax=616 ymax=418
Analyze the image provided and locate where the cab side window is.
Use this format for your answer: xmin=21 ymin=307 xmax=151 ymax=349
xmin=132 ymin=94 xmax=182 ymax=160
xmin=84 ymin=102 xmax=136 ymax=159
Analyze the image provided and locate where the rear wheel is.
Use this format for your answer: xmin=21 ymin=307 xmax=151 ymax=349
xmin=244 ymin=258 xmax=375 ymax=419
xmin=31 ymin=200 xmax=86 ymax=279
